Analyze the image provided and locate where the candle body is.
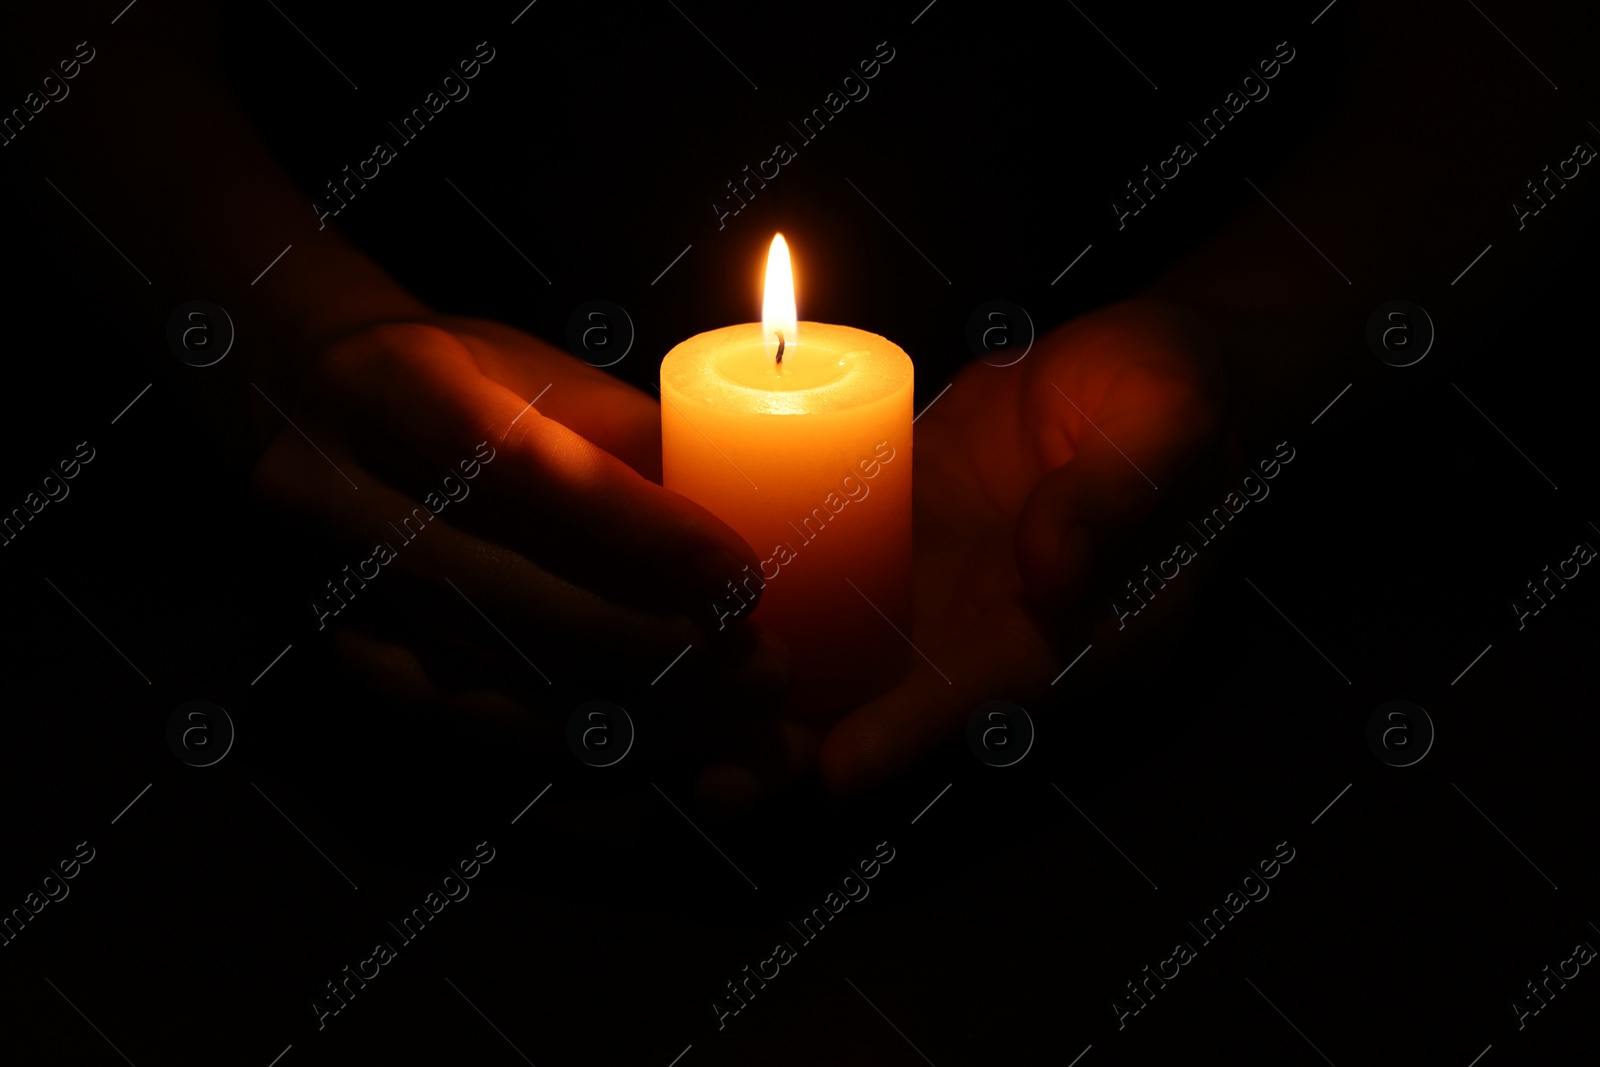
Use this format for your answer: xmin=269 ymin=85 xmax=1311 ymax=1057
xmin=661 ymin=322 xmax=913 ymax=714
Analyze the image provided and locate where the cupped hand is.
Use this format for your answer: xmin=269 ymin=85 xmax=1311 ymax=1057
xmin=249 ymin=315 xmax=788 ymax=722
xmin=813 ymin=298 xmax=1220 ymax=793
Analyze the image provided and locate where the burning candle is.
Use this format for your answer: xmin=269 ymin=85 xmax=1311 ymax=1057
xmin=660 ymin=235 xmax=914 ymax=713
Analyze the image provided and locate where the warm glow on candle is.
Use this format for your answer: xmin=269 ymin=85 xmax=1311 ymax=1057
xmin=661 ymin=234 xmax=914 ymax=712
xmin=762 ymin=233 xmax=798 ymax=365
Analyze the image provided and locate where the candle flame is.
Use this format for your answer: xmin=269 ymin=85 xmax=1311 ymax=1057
xmin=763 ymin=233 xmax=797 ymax=366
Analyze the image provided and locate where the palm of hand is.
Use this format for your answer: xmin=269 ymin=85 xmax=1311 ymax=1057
xmin=816 ymin=300 xmax=1217 ymax=793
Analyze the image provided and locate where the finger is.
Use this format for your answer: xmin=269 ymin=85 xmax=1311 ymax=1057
xmin=329 ymin=626 xmax=440 ymax=703
xmin=426 ymin=317 xmax=665 ymax=479
xmin=819 ymin=669 xmax=968 ymax=797
xmin=330 ymin=627 xmax=541 ymax=728
xmin=694 ymin=717 xmax=820 ymax=818
xmin=1015 ymin=362 xmax=1212 ymax=611
xmin=331 ymin=618 xmax=794 ymax=796
xmin=330 ymin=626 xmax=521 ymax=725
xmin=317 ymin=323 xmax=764 ymax=611
xmin=252 ymin=426 xmax=781 ymax=688
xmin=817 ymin=608 xmax=1060 ymax=795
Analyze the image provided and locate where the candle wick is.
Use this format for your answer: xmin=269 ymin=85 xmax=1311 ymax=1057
xmin=774 ymin=330 xmax=785 ymax=366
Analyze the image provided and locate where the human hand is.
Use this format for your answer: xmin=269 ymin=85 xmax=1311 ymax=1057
xmin=812 ymin=298 xmax=1220 ymax=793
xmin=249 ymin=315 xmax=789 ymax=734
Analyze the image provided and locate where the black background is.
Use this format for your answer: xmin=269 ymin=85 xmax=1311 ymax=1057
xmin=0 ymin=1 xmax=1596 ymax=1064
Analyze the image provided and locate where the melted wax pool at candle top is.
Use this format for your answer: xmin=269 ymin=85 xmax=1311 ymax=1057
xmin=713 ymin=344 xmax=864 ymax=414
xmin=661 ymin=322 xmax=911 ymax=417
